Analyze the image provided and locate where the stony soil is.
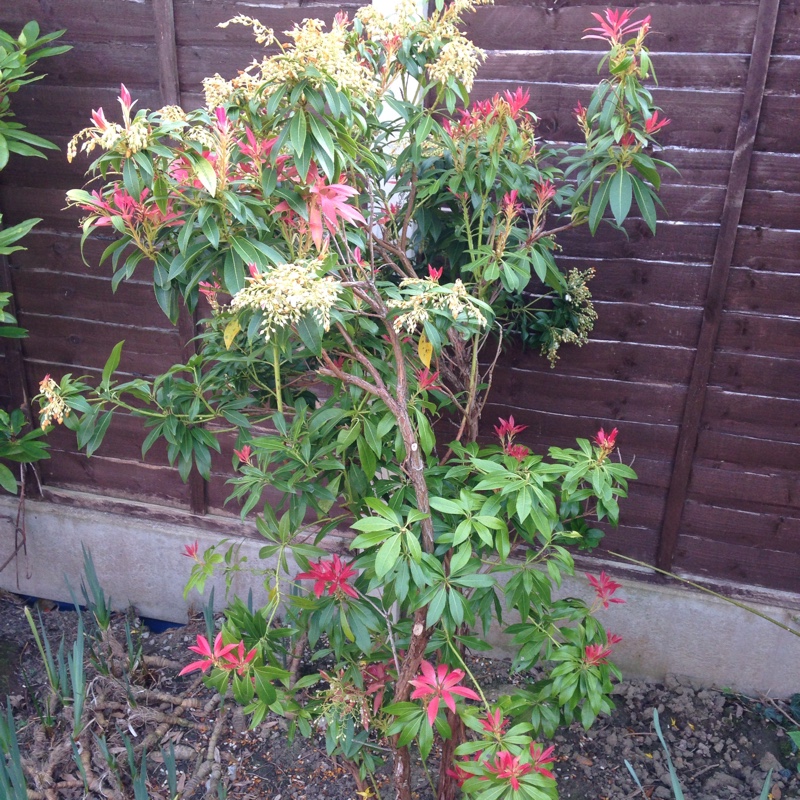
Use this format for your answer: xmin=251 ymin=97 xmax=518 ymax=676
xmin=0 ymin=590 xmax=797 ymax=800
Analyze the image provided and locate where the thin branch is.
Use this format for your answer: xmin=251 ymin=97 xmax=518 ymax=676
xmin=399 ymin=166 xmax=417 ymax=256
xmin=527 ymin=218 xmax=578 ymax=247
xmin=372 ymin=236 xmax=417 ymax=278
xmin=318 ymin=351 xmax=385 ymax=403
xmin=475 ymin=324 xmax=505 ymax=421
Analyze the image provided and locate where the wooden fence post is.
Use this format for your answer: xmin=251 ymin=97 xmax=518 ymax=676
xmin=153 ymin=0 xmax=208 ymax=516
xmin=656 ymin=0 xmax=782 ymax=571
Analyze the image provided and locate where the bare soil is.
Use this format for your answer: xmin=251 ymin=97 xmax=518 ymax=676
xmin=0 ymin=590 xmax=797 ymax=800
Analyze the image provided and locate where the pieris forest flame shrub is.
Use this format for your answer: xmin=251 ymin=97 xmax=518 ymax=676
xmin=43 ymin=4 xmax=672 ymax=798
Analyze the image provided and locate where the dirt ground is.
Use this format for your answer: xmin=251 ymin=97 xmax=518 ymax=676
xmin=0 ymin=590 xmax=797 ymax=800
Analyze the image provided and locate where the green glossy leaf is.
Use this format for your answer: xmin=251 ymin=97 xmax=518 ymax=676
xmin=351 ymin=529 xmax=392 ymax=549
xmin=375 ymin=533 xmax=401 ymax=577
xmin=0 ymin=217 xmax=40 ymax=254
xmin=429 ymin=496 xmax=463 ymax=515
xmin=193 ymin=156 xmax=217 ymax=196
xmin=0 ymin=463 xmax=18 ymax=494
xmin=608 ymin=169 xmax=633 ymax=225
xmin=588 ymin=179 xmax=612 ymax=234
xmin=426 ymin=586 xmax=447 ymax=627
xmin=631 ymin=174 xmax=657 ymax=234
xmin=232 ymin=671 xmax=255 ymax=705
xmin=296 ymin=313 xmax=322 ymax=355
xmin=351 ymin=516 xmax=396 ymax=533
xmin=254 ymin=666 xmax=277 ymax=705
xmin=289 ymin=112 xmax=308 ymax=171
xmin=101 ymin=340 xmax=124 ymax=389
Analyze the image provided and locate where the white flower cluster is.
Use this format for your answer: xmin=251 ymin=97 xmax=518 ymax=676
xmin=38 ymin=376 xmax=69 ymax=432
xmin=185 ymin=126 xmax=217 ymax=151
xmin=235 ymin=17 xmax=377 ymax=100
xmin=219 ymin=15 xmax=275 ymax=46
xmin=158 ymin=105 xmax=188 ymax=123
xmin=230 ymin=258 xmax=342 ymax=342
xmin=387 ymin=278 xmax=488 ymax=334
xmin=125 ymin=119 xmax=151 ymax=153
xmin=356 ymin=0 xmax=422 ymax=40
xmin=427 ymin=38 xmax=486 ymax=92
xmin=541 ymin=268 xmax=598 ymax=365
xmin=202 ymin=74 xmax=234 ymax=110
xmin=67 ymin=119 xmax=150 ymax=162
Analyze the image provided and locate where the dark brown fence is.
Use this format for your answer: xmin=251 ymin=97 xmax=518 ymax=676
xmin=1 ymin=0 xmax=798 ymax=595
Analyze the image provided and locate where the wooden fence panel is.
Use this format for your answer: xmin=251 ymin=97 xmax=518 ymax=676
xmin=0 ymin=0 xmax=798 ymax=595
xmin=673 ymin=0 xmax=800 ymax=592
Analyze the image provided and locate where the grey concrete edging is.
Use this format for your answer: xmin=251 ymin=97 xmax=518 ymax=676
xmin=0 ymin=495 xmax=796 ymax=695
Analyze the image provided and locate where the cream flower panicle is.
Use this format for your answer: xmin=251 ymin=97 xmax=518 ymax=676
xmin=230 ymin=257 xmax=341 ymax=343
xmin=158 ymin=105 xmax=188 ymax=124
xmin=540 ymin=268 xmax=598 ymax=365
xmin=356 ymin=0 xmax=489 ymax=91
xmin=202 ymin=74 xmax=235 ymax=110
xmin=387 ymin=278 xmax=488 ymax=334
xmin=219 ymin=15 xmax=276 ymax=46
xmin=68 ymin=108 xmax=151 ymax=162
xmin=228 ymin=16 xmax=377 ymax=102
xmin=426 ymin=38 xmax=485 ymax=92
xmin=355 ymin=0 xmax=422 ymax=41
xmin=38 ymin=375 xmax=69 ymax=432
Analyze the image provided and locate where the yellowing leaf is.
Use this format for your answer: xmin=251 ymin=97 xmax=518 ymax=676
xmin=224 ymin=319 xmax=241 ymax=350
xmin=418 ymin=330 xmax=433 ymax=368
xmin=193 ymin=155 xmax=217 ymax=196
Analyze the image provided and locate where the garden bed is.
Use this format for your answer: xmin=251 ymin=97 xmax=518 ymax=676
xmin=0 ymin=590 xmax=796 ymax=800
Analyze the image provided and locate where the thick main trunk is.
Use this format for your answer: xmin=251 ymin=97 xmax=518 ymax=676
xmin=437 ymin=709 xmax=465 ymax=800
xmin=392 ymin=743 xmax=413 ymax=800
xmin=392 ymin=608 xmax=432 ymax=800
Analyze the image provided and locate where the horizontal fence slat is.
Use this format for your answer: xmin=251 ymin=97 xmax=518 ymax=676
xmin=477 ymin=51 xmax=750 ymax=91
xmin=40 ymin=450 xmax=191 ymax=506
xmin=39 ymin=42 xmax=162 ymax=89
xmin=717 ymin=311 xmax=800 ymax=358
xmin=596 ymin=525 xmax=660 ymax=567
xmin=12 ymin=268 xmax=171 ymax=328
xmin=465 ymin=4 xmax=759 ymax=54
xmin=489 ymin=369 xmax=687 ymax=424
xmin=774 ymin=0 xmax=800 ymax=55
xmin=732 ymin=227 xmax=800 ymax=272
xmin=680 ymin=499 xmax=800 ymax=551
xmin=580 ymin=259 xmax=709 ymax=306
xmin=724 ymin=267 xmax=800 ymax=314
xmin=501 ymin=339 xmax=694 ymax=385
xmin=690 ymin=462 xmax=799 ymax=514
xmin=710 ymin=351 xmax=800 ymax=398
xmin=675 ymin=536 xmax=800 ymax=592
xmin=702 ymin=388 xmax=800 ymax=442
xmin=18 ymin=313 xmax=182 ymax=377
xmin=558 ymin=222 xmax=716 ymax=264
xmin=739 ymin=188 xmax=800 ymax=228
xmin=697 ymin=430 xmax=800 ymax=472
xmin=750 ymin=151 xmax=800 ymax=191
xmin=0 ymin=0 xmax=158 ymax=42
xmin=591 ymin=303 xmax=702 ymax=348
